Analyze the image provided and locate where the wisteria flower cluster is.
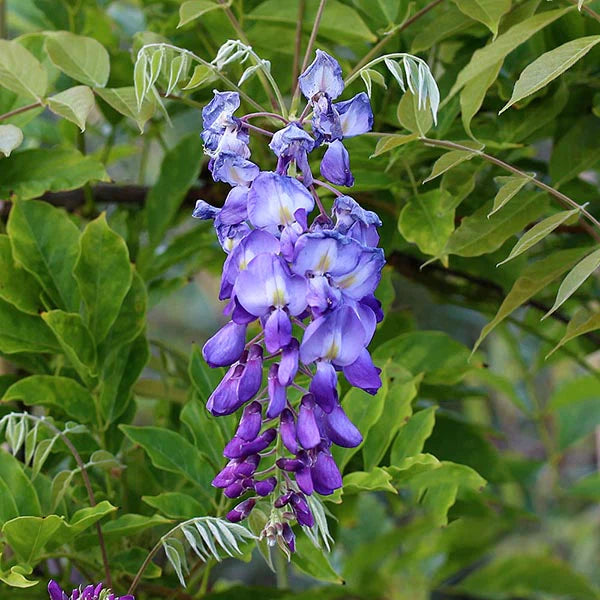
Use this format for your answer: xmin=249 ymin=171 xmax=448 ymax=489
xmin=194 ymin=50 xmax=385 ymax=553
xmin=48 ymin=581 xmax=133 ymax=600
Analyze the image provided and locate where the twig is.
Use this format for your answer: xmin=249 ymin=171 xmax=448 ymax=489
xmin=292 ymin=0 xmax=307 ymax=88
xmin=346 ymin=0 xmax=445 ymax=80
xmin=291 ymin=0 xmax=328 ymax=108
xmin=420 ymin=137 xmax=600 ymax=242
xmin=569 ymin=0 xmax=600 ymax=23
xmin=243 ymin=121 xmax=274 ymax=137
xmin=0 ymin=101 xmax=43 ymax=122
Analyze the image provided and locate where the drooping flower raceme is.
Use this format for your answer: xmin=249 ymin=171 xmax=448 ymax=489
xmin=48 ymin=581 xmax=133 ymax=600
xmin=194 ymin=50 xmax=383 ymax=553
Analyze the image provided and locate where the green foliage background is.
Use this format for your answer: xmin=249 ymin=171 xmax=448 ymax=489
xmin=1 ymin=0 xmax=600 ymax=598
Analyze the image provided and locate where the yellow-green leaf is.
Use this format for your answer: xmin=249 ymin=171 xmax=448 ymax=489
xmin=547 ymin=308 xmax=600 ymax=357
xmin=0 ymin=40 xmax=47 ymax=101
xmin=47 ymin=85 xmax=94 ymax=131
xmin=371 ymin=132 xmax=419 ymax=157
xmin=501 ymin=36 xmax=600 ymax=113
xmin=397 ymin=90 xmax=433 ymax=136
xmin=498 ymin=208 xmax=579 ymax=266
xmin=453 ymin=0 xmax=511 ymax=36
xmin=45 ymin=32 xmax=110 ymax=87
xmin=423 ymin=149 xmax=478 ymax=183
xmin=178 ymin=0 xmax=226 ymax=27
xmin=488 ymin=175 xmax=530 ymax=216
xmin=543 ymin=248 xmax=600 ymax=320
xmin=0 ymin=124 xmax=23 ymax=157
xmin=95 ymin=87 xmax=155 ymax=132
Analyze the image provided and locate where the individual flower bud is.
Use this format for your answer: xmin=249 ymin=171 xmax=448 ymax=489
xmin=279 ymin=408 xmax=299 ymax=454
xmin=311 ymin=450 xmax=342 ymax=495
xmin=278 ymin=339 xmax=299 ymax=386
xmin=296 ymin=466 xmax=314 ymax=495
xmin=320 ymin=404 xmax=362 ymax=448
xmin=267 ymin=364 xmax=286 ymax=418
xmin=276 ymin=457 xmax=304 ymax=472
xmin=202 ymin=321 xmax=247 ymax=368
xmin=290 ymin=492 xmax=314 ymax=527
xmin=212 ymin=460 xmax=239 ymax=488
xmin=320 ymin=140 xmax=354 ymax=187
xmin=227 ymin=498 xmax=256 ymax=523
xmin=206 ymin=364 xmax=246 ymax=416
xmin=234 ymin=454 xmax=260 ymax=477
xmin=255 ymin=476 xmax=277 ymax=496
xmin=282 ymin=523 xmax=296 ymax=553
xmin=343 ymin=348 xmax=382 ymax=394
xmin=309 ymin=361 xmax=338 ymax=413
xmin=238 ymin=344 xmax=263 ymax=403
xmin=224 ymin=428 xmax=277 ymax=459
xmin=264 ymin=307 xmax=292 ymax=353
xmin=274 ymin=491 xmax=293 ymax=508
xmin=297 ymin=394 xmax=321 ymax=449
xmin=236 ymin=401 xmax=262 ymax=441
xmin=224 ymin=480 xmax=245 ymax=498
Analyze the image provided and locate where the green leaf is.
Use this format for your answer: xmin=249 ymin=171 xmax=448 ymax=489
xmin=0 ymin=39 xmax=47 ymax=101
xmin=181 ymin=396 xmax=226 ymax=469
xmin=549 ymin=116 xmax=600 ymax=184
xmin=0 ymin=451 xmax=41 ymax=524
xmin=472 ymin=247 xmax=591 ymax=352
xmin=0 ymin=565 xmax=38 ymax=588
xmin=142 ymin=492 xmax=207 ymax=519
xmin=442 ymin=192 xmax=549 ymax=258
xmin=111 ymin=547 xmax=162 ymax=579
xmin=501 ymin=36 xmax=600 ymax=113
xmin=547 ymin=308 xmax=600 ymax=357
xmin=99 ymin=270 xmax=147 ymax=352
xmin=178 ymin=0 xmax=225 ymax=27
xmin=145 ymin=134 xmax=203 ymax=247
xmin=47 ymin=85 xmax=95 ymax=132
xmin=99 ymin=334 xmax=149 ymax=423
xmin=95 ymin=87 xmax=155 ymax=132
xmin=498 ymin=208 xmax=579 ymax=266
xmin=3 ymin=375 xmax=96 ymax=424
xmin=362 ymin=366 xmax=417 ymax=470
xmin=411 ymin=7 xmax=474 ymax=53
xmin=74 ymin=214 xmax=133 ymax=343
xmin=0 ymin=235 xmax=43 ymax=315
xmin=543 ymin=248 xmax=600 ymax=320
xmin=0 ymin=298 xmax=59 ymax=354
xmin=460 ymin=61 xmax=502 ymax=139
xmin=343 ymin=467 xmax=397 ymax=494
xmin=448 ymin=7 xmax=573 ymax=97
xmin=41 ymin=310 xmax=97 ymax=380
xmin=120 ymin=425 xmax=214 ymax=496
xmin=188 ymin=343 xmax=225 ymax=403
xmin=0 ymin=148 xmax=109 ymax=201
xmin=182 ymin=64 xmax=215 ymax=90
xmin=45 ymin=32 xmax=109 ymax=87
xmin=398 ymin=190 xmax=455 ymax=258
xmin=292 ymin=535 xmax=344 ymax=584
xmin=453 ymin=0 xmax=511 ymax=36
xmin=52 ymin=500 xmax=117 ymax=546
xmin=95 ymin=513 xmax=172 ymax=540
xmin=371 ymin=132 xmax=418 ymax=157
xmin=374 ymin=331 xmax=472 ymax=385
xmin=549 ymin=376 xmax=600 ymax=451
xmin=0 ymin=124 xmax=23 ymax=157
xmin=2 ymin=515 xmax=63 ymax=564
xmin=248 ymin=0 xmax=377 ymax=43
xmin=488 ymin=175 xmax=530 ymax=217
xmin=397 ymin=91 xmax=433 ymax=136
xmin=451 ymin=555 xmax=599 ymax=600
xmin=391 ymin=406 xmax=437 ymax=464
xmin=423 ymin=149 xmax=478 ymax=183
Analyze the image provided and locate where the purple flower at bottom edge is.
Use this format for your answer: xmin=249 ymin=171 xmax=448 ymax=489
xmin=48 ymin=581 xmax=134 ymax=600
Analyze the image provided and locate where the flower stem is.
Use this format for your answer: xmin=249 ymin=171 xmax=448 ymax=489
xmin=312 ymin=178 xmax=343 ymax=197
xmin=243 ymin=121 xmax=274 ymax=137
xmin=291 ymin=0 xmax=328 ymax=110
xmin=420 ymin=136 xmax=600 ymax=241
xmin=241 ymin=112 xmax=289 ymax=125
xmin=309 ymin=184 xmax=327 ymax=217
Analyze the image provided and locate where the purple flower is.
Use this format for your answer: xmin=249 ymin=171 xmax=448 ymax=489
xmin=211 ymin=152 xmax=259 ymax=187
xmin=298 ymin=50 xmax=344 ymax=101
xmin=269 ymin=123 xmax=315 ymax=186
xmin=247 ymin=172 xmax=314 ymax=230
xmin=196 ymin=48 xmax=387 ymax=536
xmin=320 ymin=140 xmax=354 ymax=187
xmin=335 ymin=92 xmax=374 ymax=137
xmin=48 ymin=581 xmax=133 ymax=600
